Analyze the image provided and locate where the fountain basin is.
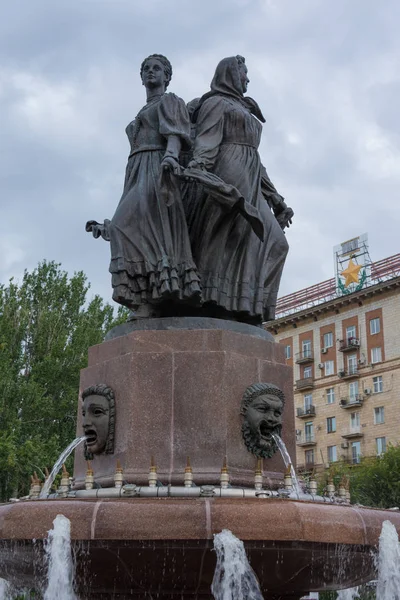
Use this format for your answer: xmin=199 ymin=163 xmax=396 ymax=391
xmin=1 ymin=497 xmax=399 ymax=598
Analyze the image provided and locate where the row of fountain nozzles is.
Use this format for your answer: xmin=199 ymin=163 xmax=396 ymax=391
xmin=29 ymin=461 xmax=351 ymax=502
xmin=30 ymin=457 xmax=269 ymax=497
xmin=28 ymin=466 xmax=72 ymax=499
xmin=283 ymin=466 xmax=351 ymax=503
xmin=325 ymin=474 xmax=351 ymax=502
xmin=85 ymin=456 xmax=256 ymax=490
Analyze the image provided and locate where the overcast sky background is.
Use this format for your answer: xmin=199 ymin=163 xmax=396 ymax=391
xmin=1 ymin=0 xmax=399 ymax=304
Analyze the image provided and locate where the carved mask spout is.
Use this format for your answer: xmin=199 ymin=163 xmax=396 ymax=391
xmin=81 ymin=384 xmax=115 ymax=459
xmin=241 ymin=383 xmax=284 ymax=459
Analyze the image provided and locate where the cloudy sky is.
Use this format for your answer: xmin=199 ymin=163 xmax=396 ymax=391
xmin=1 ymin=0 xmax=399 ymax=304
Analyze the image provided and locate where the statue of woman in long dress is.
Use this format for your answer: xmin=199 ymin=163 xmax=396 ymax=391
xmin=185 ymin=55 xmax=293 ymax=324
xmin=87 ymin=54 xmax=201 ymax=318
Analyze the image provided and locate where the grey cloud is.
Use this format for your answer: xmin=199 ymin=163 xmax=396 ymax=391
xmin=1 ymin=0 xmax=400 ymax=304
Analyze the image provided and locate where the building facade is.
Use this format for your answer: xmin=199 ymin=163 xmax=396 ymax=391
xmin=265 ymin=253 xmax=400 ymax=473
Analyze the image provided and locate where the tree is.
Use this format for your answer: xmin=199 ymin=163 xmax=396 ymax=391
xmin=320 ymin=584 xmax=376 ymax=599
xmin=322 ymin=446 xmax=400 ymax=509
xmin=0 ymin=261 xmax=127 ymax=502
xmin=349 ymin=445 xmax=400 ymax=509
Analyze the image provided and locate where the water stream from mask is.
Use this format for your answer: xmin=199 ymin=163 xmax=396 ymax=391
xmin=272 ymin=434 xmax=302 ymax=497
xmin=212 ymin=529 xmax=264 ymax=600
xmin=43 ymin=514 xmax=77 ymax=600
xmin=0 ymin=579 xmax=10 ymax=600
xmin=376 ymin=520 xmax=400 ymax=599
xmin=40 ymin=437 xmax=85 ymax=499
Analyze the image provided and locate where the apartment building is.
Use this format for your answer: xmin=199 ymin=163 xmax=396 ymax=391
xmin=265 ymin=252 xmax=400 ymax=472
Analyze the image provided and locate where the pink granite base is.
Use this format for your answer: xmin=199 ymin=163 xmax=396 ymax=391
xmin=73 ymin=327 xmax=294 ymax=489
xmin=1 ymin=498 xmax=399 ymax=597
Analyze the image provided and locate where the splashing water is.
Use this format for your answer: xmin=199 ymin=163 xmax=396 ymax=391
xmin=212 ymin=529 xmax=264 ymax=600
xmin=0 ymin=579 xmax=10 ymax=600
xmin=272 ymin=434 xmax=302 ymax=497
xmin=336 ymin=587 xmax=359 ymax=600
xmin=40 ymin=437 xmax=85 ymax=498
xmin=377 ymin=520 xmax=400 ymax=600
xmin=43 ymin=514 xmax=77 ymax=600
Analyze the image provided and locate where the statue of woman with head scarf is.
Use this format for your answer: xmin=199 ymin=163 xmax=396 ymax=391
xmin=185 ymin=55 xmax=293 ymax=324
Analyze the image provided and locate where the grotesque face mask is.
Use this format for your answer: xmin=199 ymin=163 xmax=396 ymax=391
xmin=241 ymin=384 xmax=284 ymax=458
xmin=82 ymin=394 xmax=110 ymax=455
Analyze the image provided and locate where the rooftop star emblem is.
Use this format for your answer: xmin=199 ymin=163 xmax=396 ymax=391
xmin=340 ymin=259 xmax=362 ymax=287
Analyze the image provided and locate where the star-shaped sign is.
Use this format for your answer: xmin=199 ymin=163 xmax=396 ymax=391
xmin=340 ymin=259 xmax=362 ymax=287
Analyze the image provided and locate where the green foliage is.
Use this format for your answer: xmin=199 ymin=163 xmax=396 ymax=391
xmin=319 ymin=592 xmax=337 ymax=600
xmin=0 ymin=261 xmax=127 ymax=502
xmin=320 ymin=445 xmax=400 ymax=509
xmin=320 ymin=583 xmax=376 ymax=599
xmin=349 ymin=445 xmax=400 ymax=509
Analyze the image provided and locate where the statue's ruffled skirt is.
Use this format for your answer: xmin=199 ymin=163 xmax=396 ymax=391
xmin=109 ymin=150 xmax=201 ymax=309
xmin=186 ymin=144 xmax=288 ymax=321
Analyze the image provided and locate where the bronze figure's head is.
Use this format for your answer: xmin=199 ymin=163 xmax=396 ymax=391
xmin=140 ymin=54 xmax=172 ymax=91
xmin=235 ymin=55 xmax=249 ymax=93
xmin=241 ymin=383 xmax=284 ymax=458
xmin=81 ymin=384 xmax=115 ymax=459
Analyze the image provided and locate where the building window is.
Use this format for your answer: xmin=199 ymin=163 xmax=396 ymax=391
xmin=347 ymin=354 xmax=357 ymax=374
xmin=376 ymin=437 xmax=386 ymax=455
xmin=284 ymin=345 xmax=291 ymax=360
xmin=302 ymin=340 xmax=312 ymax=358
xmin=327 ymin=416 xmax=336 ymax=433
xmin=324 ymin=361 xmax=334 ymax=376
xmin=351 ymin=441 xmax=361 ymax=464
xmin=374 ymin=406 xmax=385 ymax=425
xmin=346 ymin=325 xmax=357 ymax=341
xmin=326 ymin=387 xmax=335 ymax=404
xmin=323 ymin=332 xmax=333 ymax=349
xmin=327 ymin=445 xmax=337 ymax=463
xmin=304 ymin=394 xmax=313 ymax=410
xmin=305 ymin=421 xmax=314 ymax=442
xmin=350 ymin=412 xmax=360 ymax=430
xmin=305 ymin=449 xmax=315 ymax=466
xmin=370 ymin=317 xmax=381 ymax=335
xmin=349 ymin=381 xmax=359 ymax=400
xmin=303 ymin=366 xmax=312 ymax=378
xmin=371 ymin=347 xmax=382 ymax=364
xmin=373 ymin=376 xmax=383 ymax=393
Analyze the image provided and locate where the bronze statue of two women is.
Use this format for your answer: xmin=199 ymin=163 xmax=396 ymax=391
xmin=87 ymin=54 xmax=293 ymax=325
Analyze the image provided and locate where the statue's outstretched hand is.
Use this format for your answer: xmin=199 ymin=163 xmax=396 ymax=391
xmin=85 ymin=219 xmax=111 ymax=241
xmin=275 ymin=206 xmax=294 ymax=230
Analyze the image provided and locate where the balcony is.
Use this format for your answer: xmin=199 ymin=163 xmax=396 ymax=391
xmin=297 ymin=405 xmax=316 ymax=418
xmin=339 ymin=337 xmax=360 ymax=352
xmin=297 ymin=461 xmax=315 ymax=472
xmin=341 ymin=427 xmax=364 ymax=439
xmin=340 ymin=395 xmax=364 ymax=408
xmin=338 ymin=366 xmax=359 ymax=380
xmin=296 ymin=377 xmax=314 ymax=391
xmin=295 ymin=351 xmax=314 ymax=365
xmin=296 ymin=433 xmax=316 ymax=446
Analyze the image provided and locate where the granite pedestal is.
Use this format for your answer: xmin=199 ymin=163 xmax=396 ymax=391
xmin=73 ymin=319 xmax=294 ymax=489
